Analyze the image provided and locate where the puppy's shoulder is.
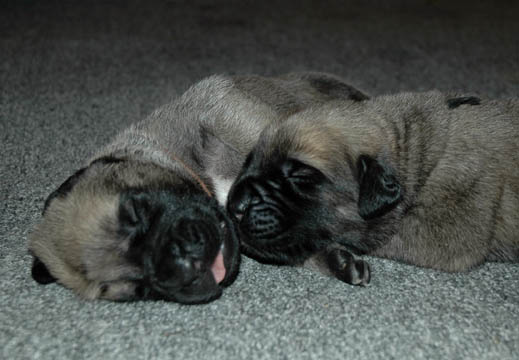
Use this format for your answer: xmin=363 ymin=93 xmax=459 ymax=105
xmin=177 ymin=74 xmax=236 ymax=107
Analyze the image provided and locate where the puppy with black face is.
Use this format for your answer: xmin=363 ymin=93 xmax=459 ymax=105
xmin=29 ymin=72 xmax=370 ymax=303
xmin=228 ymin=92 xmax=519 ymax=275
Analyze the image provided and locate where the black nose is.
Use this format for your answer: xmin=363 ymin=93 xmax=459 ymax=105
xmin=228 ymin=180 xmax=257 ymax=222
xmin=152 ymin=218 xmax=216 ymax=289
xmin=156 ymin=256 xmax=202 ymax=287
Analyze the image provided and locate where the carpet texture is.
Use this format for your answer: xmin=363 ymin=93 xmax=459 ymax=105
xmin=1 ymin=1 xmax=518 ymax=359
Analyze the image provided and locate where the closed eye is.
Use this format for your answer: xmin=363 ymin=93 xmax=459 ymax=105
xmin=281 ymin=159 xmax=322 ymax=179
xmin=279 ymin=159 xmax=327 ymax=194
xmin=289 ymin=166 xmax=320 ymax=179
xmin=286 ymin=175 xmax=321 ymax=194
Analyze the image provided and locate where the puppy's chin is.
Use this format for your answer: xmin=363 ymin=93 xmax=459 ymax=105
xmin=237 ymin=225 xmax=327 ymax=266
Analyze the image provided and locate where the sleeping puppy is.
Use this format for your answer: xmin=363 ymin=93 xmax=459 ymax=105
xmin=29 ymin=72 xmax=370 ymax=303
xmin=228 ymin=92 xmax=519 ymax=274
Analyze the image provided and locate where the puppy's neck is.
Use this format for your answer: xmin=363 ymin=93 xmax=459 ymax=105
xmin=168 ymin=153 xmax=213 ymax=198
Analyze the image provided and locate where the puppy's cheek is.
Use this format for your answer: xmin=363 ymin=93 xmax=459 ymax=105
xmin=98 ymin=282 xmax=139 ymax=301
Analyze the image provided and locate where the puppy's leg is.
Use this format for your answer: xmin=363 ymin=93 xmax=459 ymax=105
xmin=303 ymin=245 xmax=371 ymax=286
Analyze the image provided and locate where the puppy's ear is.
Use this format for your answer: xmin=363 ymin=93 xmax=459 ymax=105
xmin=118 ymin=190 xmax=153 ymax=239
xmin=43 ymin=167 xmax=88 ymax=215
xmin=356 ymin=155 xmax=402 ymax=220
xmin=306 ymin=74 xmax=370 ymax=102
xmin=31 ymin=256 xmax=56 ymax=284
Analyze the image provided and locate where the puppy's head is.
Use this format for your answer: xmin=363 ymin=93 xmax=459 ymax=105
xmin=227 ymin=108 xmax=403 ymax=265
xmin=29 ymin=159 xmax=240 ymax=304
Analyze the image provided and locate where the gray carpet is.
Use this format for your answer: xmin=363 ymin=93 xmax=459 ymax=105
xmin=1 ymin=1 xmax=518 ymax=359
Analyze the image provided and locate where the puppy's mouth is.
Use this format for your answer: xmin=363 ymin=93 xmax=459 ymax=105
xmin=213 ymin=216 xmax=241 ymax=288
xmin=210 ymin=243 xmax=226 ymax=284
xmin=212 ymin=218 xmax=237 ymax=285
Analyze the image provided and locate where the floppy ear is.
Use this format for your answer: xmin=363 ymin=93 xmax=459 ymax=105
xmin=306 ymin=74 xmax=370 ymax=102
xmin=31 ymin=256 xmax=56 ymax=284
xmin=356 ymin=155 xmax=402 ymax=220
xmin=43 ymin=167 xmax=88 ymax=215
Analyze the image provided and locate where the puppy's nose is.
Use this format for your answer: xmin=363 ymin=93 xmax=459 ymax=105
xmin=156 ymin=256 xmax=202 ymax=288
xmin=228 ymin=181 xmax=255 ymax=222
xmin=174 ymin=257 xmax=202 ymax=285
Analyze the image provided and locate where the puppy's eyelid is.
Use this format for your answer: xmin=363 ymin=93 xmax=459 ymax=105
xmin=289 ymin=170 xmax=316 ymax=179
xmin=281 ymin=159 xmax=319 ymax=179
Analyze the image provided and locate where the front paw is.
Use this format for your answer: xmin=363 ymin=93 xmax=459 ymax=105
xmin=327 ymin=249 xmax=371 ymax=286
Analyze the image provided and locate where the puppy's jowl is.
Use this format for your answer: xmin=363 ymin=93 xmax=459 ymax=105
xmin=228 ymin=91 xmax=519 ymax=274
xmin=29 ymin=72 xmax=369 ymax=303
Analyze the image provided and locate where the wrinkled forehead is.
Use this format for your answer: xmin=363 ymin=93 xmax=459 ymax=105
xmin=251 ymin=116 xmax=347 ymax=174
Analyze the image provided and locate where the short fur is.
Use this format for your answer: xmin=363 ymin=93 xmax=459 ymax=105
xmin=29 ymin=72 xmax=370 ymax=303
xmin=228 ymin=91 xmax=519 ymax=273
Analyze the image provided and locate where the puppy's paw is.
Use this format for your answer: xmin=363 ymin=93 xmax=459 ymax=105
xmin=343 ymin=258 xmax=371 ymax=286
xmin=327 ymin=249 xmax=371 ymax=286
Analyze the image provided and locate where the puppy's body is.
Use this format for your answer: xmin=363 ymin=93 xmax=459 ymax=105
xmin=29 ymin=72 xmax=370 ymax=303
xmin=367 ymin=93 xmax=519 ymax=270
xmin=229 ymin=91 xmax=519 ymax=272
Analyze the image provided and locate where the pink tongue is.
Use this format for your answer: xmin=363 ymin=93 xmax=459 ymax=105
xmin=210 ymin=249 xmax=226 ymax=284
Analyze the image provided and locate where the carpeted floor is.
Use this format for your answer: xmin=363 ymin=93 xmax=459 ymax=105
xmin=1 ymin=1 xmax=518 ymax=359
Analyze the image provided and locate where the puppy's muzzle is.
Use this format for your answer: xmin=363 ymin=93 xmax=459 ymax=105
xmin=153 ymin=249 xmax=203 ymax=290
xmin=133 ymin=215 xmax=227 ymax=303
xmin=228 ymin=178 xmax=288 ymax=244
